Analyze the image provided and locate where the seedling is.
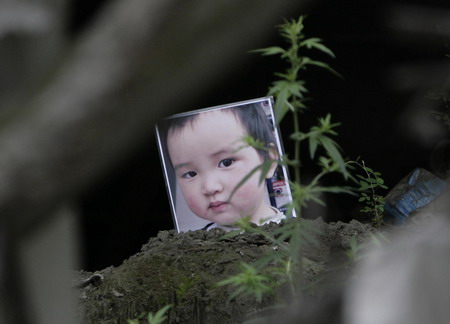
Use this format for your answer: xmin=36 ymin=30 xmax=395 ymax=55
xmin=219 ymin=15 xmax=353 ymax=302
xmin=127 ymin=305 xmax=172 ymax=324
xmin=348 ymin=159 xmax=388 ymax=227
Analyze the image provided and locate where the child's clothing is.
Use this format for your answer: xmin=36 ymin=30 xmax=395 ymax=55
xmin=201 ymin=206 xmax=285 ymax=231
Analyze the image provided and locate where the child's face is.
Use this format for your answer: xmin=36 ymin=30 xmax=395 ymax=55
xmin=167 ymin=110 xmax=273 ymax=225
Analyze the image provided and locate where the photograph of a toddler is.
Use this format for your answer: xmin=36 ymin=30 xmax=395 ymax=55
xmin=157 ymin=98 xmax=291 ymax=232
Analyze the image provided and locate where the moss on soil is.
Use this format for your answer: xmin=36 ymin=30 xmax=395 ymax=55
xmin=77 ymin=218 xmax=376 ymax=324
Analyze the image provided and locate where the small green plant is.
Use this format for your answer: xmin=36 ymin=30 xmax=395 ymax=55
xmin=219 ymin=215 xmax=321 ymax=300
xmin=127 ymin=304 xmax=172 ymax=324
xmin=345 ymin=232 xmax=390 ymax=262
xmin=219 ymin=15 xmax=353 ymax=302
xmin=175 ymin=274 xmax=200 ymax=299
xmin=249 ymin=15 xmax=353 ymax=216
xmin=345 ymin=236 xmax=363 ymax=262
xmin=348 ymin=159 xmax=388 ymax=227
xmin=217 ymin=262 xmax=272 ymax=302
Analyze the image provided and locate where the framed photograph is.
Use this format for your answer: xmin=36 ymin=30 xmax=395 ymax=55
xmin=156 ymin=97 xmax=294 ymax=232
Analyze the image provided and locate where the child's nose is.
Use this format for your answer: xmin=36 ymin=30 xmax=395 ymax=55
xmin=201 ymin=175 xmax=223 ymax=196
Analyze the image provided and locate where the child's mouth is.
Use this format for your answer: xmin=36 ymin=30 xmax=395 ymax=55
xmin=209 ymin=201 xmax=228 ymax=212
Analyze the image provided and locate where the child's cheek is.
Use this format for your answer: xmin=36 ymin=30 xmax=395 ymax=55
xmin=185 ymin=194 xmax=203 ymax=217
xmin=234 ymin=180 xmax=261 ymax=204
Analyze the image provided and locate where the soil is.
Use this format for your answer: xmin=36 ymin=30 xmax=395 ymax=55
xmin=76 ymin=218 xmax=378 ymax=324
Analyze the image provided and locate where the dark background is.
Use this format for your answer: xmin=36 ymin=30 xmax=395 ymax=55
xmin=71 ymin=0 xmax=450 ymax=271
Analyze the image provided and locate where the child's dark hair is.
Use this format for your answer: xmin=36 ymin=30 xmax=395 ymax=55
xmin=162 ymin=103 xmax=276 ymax=161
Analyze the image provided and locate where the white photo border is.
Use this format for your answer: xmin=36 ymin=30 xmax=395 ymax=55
xmin=155 ymin=96 xmax=295 ymax=232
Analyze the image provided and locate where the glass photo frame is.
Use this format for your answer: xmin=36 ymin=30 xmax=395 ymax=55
xmin=155 ymin=97 xmax=294 ymax=232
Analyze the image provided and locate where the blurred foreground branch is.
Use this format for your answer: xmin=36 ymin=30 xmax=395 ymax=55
xmin=0 ymin=0 xmax=304 ymax=234
xmin=0 ymin=0 xmax=307 ymax=323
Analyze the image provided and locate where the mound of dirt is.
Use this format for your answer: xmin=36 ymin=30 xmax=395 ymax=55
xmin=77 ymin=218 xmax=376 ymax=324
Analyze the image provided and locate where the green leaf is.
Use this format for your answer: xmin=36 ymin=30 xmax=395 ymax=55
xmin=300 ymin=37 xmax=335 ymax=58
xmin=258 ymin=160 xmax=274 ymax=184
xmin=217 ymin=263 xmax=272 ymax=302
xmin=318 ymin=135 xmax=348 ymax=179
xmin=251 ymin=46 xmax=286 ymax=56
xmin=273 ymin=90 xmax=290 ymax=124
xmin=147 ymin=305 xmax=172 ymax=324
xmin=302 ymin=57 xmax=343 ymax=78
xmin=274 ymin=225 xmax=297 ymax=244
xmin=309 ymin=136 xmax=319 ymax=159
xmin=219 ymin=228 xmax=243 ymax=240
xmin=271 ymin=80 xmax=307 ymax=98
xmin=309 ymin=193 xmax=326 ymax=206
xmin=229 ymin=165 xmax=261 ymax=201
xmin=228 ymin=160 xmax=276 ymax=201
xmin=314 ymin=186 xmax=356 ymax=195
xmin=290 ymin=131 xmax=307 ymax=141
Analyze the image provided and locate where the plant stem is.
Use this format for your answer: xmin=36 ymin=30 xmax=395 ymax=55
xmin=361 ymin=160 xmax=380 ymax=222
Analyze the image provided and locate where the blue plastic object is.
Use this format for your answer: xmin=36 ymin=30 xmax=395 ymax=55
xmin=384 ymin=168 xmax=448 ymax=224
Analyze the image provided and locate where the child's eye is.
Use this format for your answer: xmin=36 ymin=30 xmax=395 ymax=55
xmin=218 ymin=158 xmax=235 ymax=168
xmin=182 ymin=171 xmax=197 ymax=179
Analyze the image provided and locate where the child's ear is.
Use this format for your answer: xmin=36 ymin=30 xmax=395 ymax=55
xmin=266 ymin=144 xmax=279 ymax=179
